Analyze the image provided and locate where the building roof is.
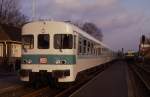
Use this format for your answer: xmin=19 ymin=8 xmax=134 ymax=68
xmin=0 ymin=24 xmax=21 ymax=41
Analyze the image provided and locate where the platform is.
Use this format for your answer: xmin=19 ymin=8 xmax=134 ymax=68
xmin=70 ymin=61 xmax=129 ymax=97
xmin=0 ymin=75 xmax=21 ymax=94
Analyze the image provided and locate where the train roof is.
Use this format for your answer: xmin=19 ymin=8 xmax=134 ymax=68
xmin=68 ymin=23 xmax=109 ymax=48
xmin=23 ymin=20 xmax=109 ymax=49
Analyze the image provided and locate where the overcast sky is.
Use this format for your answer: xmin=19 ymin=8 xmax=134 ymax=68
xmin=20 ymin=0 xmax=150 ymax=51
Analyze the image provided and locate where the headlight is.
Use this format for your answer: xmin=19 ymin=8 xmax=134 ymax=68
xmin=56 ymin=60 xmax=61 ymax=64
xmin=23 ymin=59 xmax=32 ymax=64
xmin=55 ymin=60 xmax=66 ymax=64
xmin=27 ymin=59 xmax=32 ymax=64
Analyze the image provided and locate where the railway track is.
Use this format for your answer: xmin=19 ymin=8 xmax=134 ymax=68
xmin=0 ymin=78 xmax=86 ymax=97
xmin=0 ymin=62 xmax=113 ymax=97
xmin=0 ymin=85 xmax=23 ymax=95
xmin=21 ymin=86 xmax=62 ymax=97
xmin=0 ymin=84 xmax=35 ymax=97
xmin=22 ymin=62 xmax=112 ymax=97
xmin=128 ymin=62 xmax=150 ymax=97
xmin=21 ymin=67 xmax=106 ymax=97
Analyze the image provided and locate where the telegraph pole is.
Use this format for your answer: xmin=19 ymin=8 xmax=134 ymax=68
xmin=32 ymin=0 xmax=36 ymax=21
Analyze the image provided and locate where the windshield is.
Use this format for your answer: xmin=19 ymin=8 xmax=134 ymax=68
xmin=54 ymin=34 xmax=73 ymax=49
xmin=22 ymin=35 xmax=34 ymax=49
xmin=38 ymin=34 xmax=49 ymax=49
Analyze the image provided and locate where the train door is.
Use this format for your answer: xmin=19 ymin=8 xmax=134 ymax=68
xmin=73 ymin=31 xmax=79 ymax=71
xmin=73 ymin=31 xmax=78 ymax=56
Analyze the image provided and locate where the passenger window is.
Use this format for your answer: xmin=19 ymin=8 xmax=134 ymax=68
xmin=22 ymin=35 xmax=34 ymax=49
xmin=78 ymin=38 xmax=82 ymax=54
xmin=54 ymin=34 xmax=73 ymax=49
xmin=74 ymin=35 xmax=76 ymax=49
xmin=98 ymin=48 xmax=101 ymax=55
xmin=38 ymin=34 xmax=49 ymax=49
xmin=87 ymin=42 xmax=90 ymax=54
xmin=83 ymin=40 xmax=87 ymax=54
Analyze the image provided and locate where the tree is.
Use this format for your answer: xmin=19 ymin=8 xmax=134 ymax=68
xmin=148 ymin=33 xmax=150 ymax=44
xmin=82 ymin=22 xmax=103 ymax=41
xmin=0 ymin=0 xmax=27 ymax=27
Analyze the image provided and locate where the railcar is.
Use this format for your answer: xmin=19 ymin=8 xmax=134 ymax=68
xmin=20 ymin=21 xmax=115 ymax=83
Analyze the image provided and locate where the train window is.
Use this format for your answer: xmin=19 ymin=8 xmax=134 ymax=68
xmin=79 ymin=45 xmax=82 ymax=53
xmin=38 ymin=34 xmax=49 ymax=49
xmin=83 ymin=40 xmax=86 ymax=46
xmin=74 ymin=35 xmax=76 ymax=49
xmin=94 ymin=49 xmax=96 ymax=55
xmin=91 ymin=43 xmax=94 ymax=54
xmin=83 ymin=40 xmax=87 ymax=54
xmin=96 ymin=49 xmax=98 ymax=56
xmin=98 ymin=48 xmax=101 ymax=55
xmin=78 ymin=38 xmax=82 ymax=54
xmin=87 ymin=42 xmax=90 ymax=54
xmin=22 ymin=35 xmax=34 ymax=49
xmin=54 ymin=34 xmax=73 ymax=49
xmin=102 ymin=48 xmax=104 ymax=52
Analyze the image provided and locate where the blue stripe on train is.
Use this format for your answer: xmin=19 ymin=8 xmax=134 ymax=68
xmin=22 ymin=54 xmax=76 ymax=64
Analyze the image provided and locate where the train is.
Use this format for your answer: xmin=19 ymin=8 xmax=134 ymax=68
xmin=20 ymin=21 xmax=116 ymax=83
xmin=0 ymin=40 xmax=21 ymax=72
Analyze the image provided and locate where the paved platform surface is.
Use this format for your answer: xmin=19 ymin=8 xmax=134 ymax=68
xmin=70 ymin=61 xmax=128 ymax=97
xmin=0 ymin=74 xmax=21 ymax=92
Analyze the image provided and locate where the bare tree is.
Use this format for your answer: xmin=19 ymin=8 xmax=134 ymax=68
xmin=148 ymin=33 xmax=150 ymax=44
xmin=82 ymin=22 xmax=103 ymax=41
xmin=0 ymin=0 xmax=27 ymax=26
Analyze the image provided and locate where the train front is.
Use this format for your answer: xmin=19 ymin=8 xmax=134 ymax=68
xmin=20 ymin=21 xmax=77 ymax=83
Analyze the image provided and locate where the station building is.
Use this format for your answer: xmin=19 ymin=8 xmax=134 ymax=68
xmin=0 ymin=24 xmax=21 ymax=72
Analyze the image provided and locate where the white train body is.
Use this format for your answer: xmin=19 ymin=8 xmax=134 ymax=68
xmin=20 ymin=21 xmax=115 ymax=82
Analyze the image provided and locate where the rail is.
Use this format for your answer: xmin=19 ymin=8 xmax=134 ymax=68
xmin=0 ymin=62 xmax=114 ymax=97
xmin=128 ymin=62 xmax=150 ymax=96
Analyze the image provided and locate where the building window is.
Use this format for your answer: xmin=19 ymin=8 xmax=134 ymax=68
xmin=0 ymin=43 xmax=3 ymax=57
